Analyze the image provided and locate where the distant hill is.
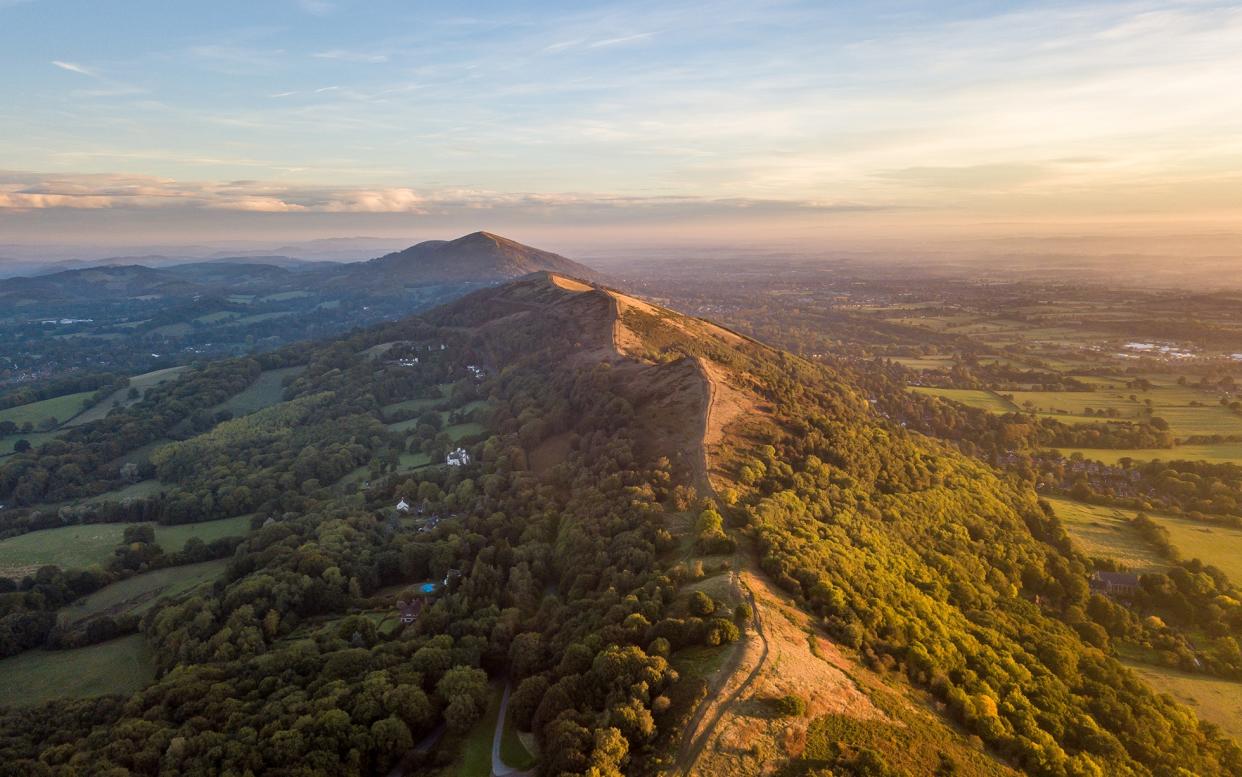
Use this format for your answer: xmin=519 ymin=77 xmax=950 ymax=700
xmin=335 ymin=231 xmax=598 ymax=288
xmin=0 ymin=232 xmax=597 ymax=301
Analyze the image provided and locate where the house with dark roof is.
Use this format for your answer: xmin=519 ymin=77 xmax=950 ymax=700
xmin=1090 ymin=571 xmax=1141 ymax=598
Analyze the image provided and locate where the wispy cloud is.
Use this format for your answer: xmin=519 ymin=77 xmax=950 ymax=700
xmin=297 ymin=0 xmax=333 ymax=17
xmin=51 ymin=60 xmax=98 ymax=78
xmin=313 ymin=49 xmax=388 ymax=63
xmin=588 ymin=32 xmax=655 ymax=49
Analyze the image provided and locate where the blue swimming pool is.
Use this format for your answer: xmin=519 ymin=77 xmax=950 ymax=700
xmin=420 ymin=583 xmax=436 ymax=593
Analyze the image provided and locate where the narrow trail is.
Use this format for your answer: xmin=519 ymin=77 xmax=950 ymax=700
xmin=673 ymin=576 xmax=770 ymax=777
xmin=491 ymin=682 xmax=533 ymax=777
xmin=670 ymin=359 xmax=774 ymax=776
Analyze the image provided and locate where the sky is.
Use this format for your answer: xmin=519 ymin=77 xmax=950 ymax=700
xmin=0 ymin=0 xmax=1240 ymax=253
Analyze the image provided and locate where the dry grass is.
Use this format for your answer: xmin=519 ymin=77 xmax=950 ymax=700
xmin=688 ymin=569 xmax=885 ymax=777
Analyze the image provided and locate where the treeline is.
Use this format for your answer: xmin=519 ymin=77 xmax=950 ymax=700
xmin=1034 ymin=455 xmax=1242 ymax=526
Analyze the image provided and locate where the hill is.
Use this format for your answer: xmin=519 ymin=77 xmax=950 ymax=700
xmin=0 ymin=272 xmax=1238 ymax=776
xmin=337 ymin=231 xmax=599 ymax=289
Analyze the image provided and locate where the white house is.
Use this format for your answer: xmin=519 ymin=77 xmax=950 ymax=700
xmin=395 ymin=498 xmax=411 ymax=513
xmin=446 ymin=447 xmax=471 ymax=466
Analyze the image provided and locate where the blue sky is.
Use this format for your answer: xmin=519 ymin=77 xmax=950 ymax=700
xmin=1 ymin=0 xmax=1240 ymax=248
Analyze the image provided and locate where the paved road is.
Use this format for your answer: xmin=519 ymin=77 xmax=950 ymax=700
xmin=492 ymin=682 xmax=534 ymax=777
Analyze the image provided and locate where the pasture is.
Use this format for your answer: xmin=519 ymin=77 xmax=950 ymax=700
xmin=1123 ymin=661 xmax=1242 ymax=741
xmin=0 ymin=514 xmax=252 ymax=579
xmin=0 ymin=391 xmax=95 ymax=428
xmin=67 ymin=366 xmax=188 ymax=427
xmin=58 ymin=559 xmax=228 ymax=626
xmin=0 ymin=634 xmax=154 ymax=707
xmin=1056 ymin=443 xmax=1242 ymax=467
xmin=1043 ymin=497 xmax=1166 ymax=573
xmin=1045 ymin=497 xmax=1242 ymax=583
xmin=214 ymin=366 xmax=305 ymax=417
xmin=910 ymin=387 xmax=1016 ymax=413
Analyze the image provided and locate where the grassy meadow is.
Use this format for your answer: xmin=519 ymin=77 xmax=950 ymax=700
xmin=1123 ymin=661 xmax=1242 ymax=741
xmin=1043 ymin=497 xmax=1166 ymax=573
xmin=214 ymin=366 xmax=305 ymax=417
xmin=67 ymin=366 xmax=189 ymax=427
xmin=0 ymin=515 xmax=252 ymax=579
xmin=58 ymin=559 xmax=229 ymax=626
xmin=0 ymin=391 xmax=95 ymax=428
xmin=1044 ymin=496 xmax=1242 ymax=583
xmin=910 ymin=387 xmax=1017 ymax=413
xmin=0 ymin=634 xmax=154 ymax=707
xmin=1057 ymin=442 xmax=1242 ymax=467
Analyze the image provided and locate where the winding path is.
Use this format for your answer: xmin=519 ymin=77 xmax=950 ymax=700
xmin=673 ymin=577 xmax=770 ymax=777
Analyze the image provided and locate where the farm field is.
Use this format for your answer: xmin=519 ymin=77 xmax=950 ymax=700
xmin=1042 ymin=497 xmax=1166 ymax=573
xmin=194 ymin=310 xmax=240 ymax=324
xmin=0 ymin=634 xmax=154 ymax=707
xmin=261 ymin=291 xmax=313 ymax=302
xmin=58 ymin=559 xmax=228 ymax=626
xmin=910 ymin=387 xmax=1016 ymax=413
xmin=0 ymin=390 xmax=95 ymax=428
xmin=0 ymin=514 xmax=252 ymax=579
xmin=1045 ymin=497 xmax=1242 ymax=583
xmin=1123 ymin=661 xmax=1242 ymax=740
xmin=0 ymin=430 xmax=59 ymax=458
xmin=67 ymin=366 xmax=189 ymax=427
xmin=398 ymin=452 xmax=431 ymax=471
xmin=224 ymin=311 xmax=295 ymax=327
xmin=1057 ymin=443 xmax=1242 ymax=466
xmin=214 ymin=366 xmax=305 ymax=417
xmin=446 ymin=422 xmax=485 ymax=441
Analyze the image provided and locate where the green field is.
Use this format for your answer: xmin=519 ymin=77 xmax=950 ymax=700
xmin=1043 ymin=497 xmax=1166 ymax=573
xmin=194 ymin=310 xmax=240 ymax=324
xmin=0 ymin=391 xmax=95 ymax=428
xmin=1124 ymin=661 xmax=1242 ymax=741
xmin=893 ymin=356 xmax=957 ymax=371
xmin=261 ymin=290 xmax=312 ymax=302
xmin=67 ymin=366 xmax=188 ymax=427
xmin=446 ymin=422 xmax=485 ymax=441
xmin=382 ymin=397 xmax=443 ymax=418
xmin=909 ymin=387 xmax=1017 ymax=413
xmin=1057 ymin=442 xmax=1242 ymax=466
xmin=1006 ymin=383 xmax=1242 ymax=439
xmin=1045 ymin=497 xmax=1242 ymax=583
xmin=150 ymin=322 xmax=192 ymax=337
xmin=225 ymin=311 xmax=294 ymax=327
xmin=0 ymin=634 xmax=154 ymax=707
xmin=58 ymin=559 xmax=228 ymax=626
xmin=0 ymin=430 xmax=59 ymax=458
xmin=215 ymin=366 xmax=305 ymax=417
xmin=0 ymin=514 xmax=252 ymax=579
xmin=398 ymin=452 xmax=431 ymax=470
